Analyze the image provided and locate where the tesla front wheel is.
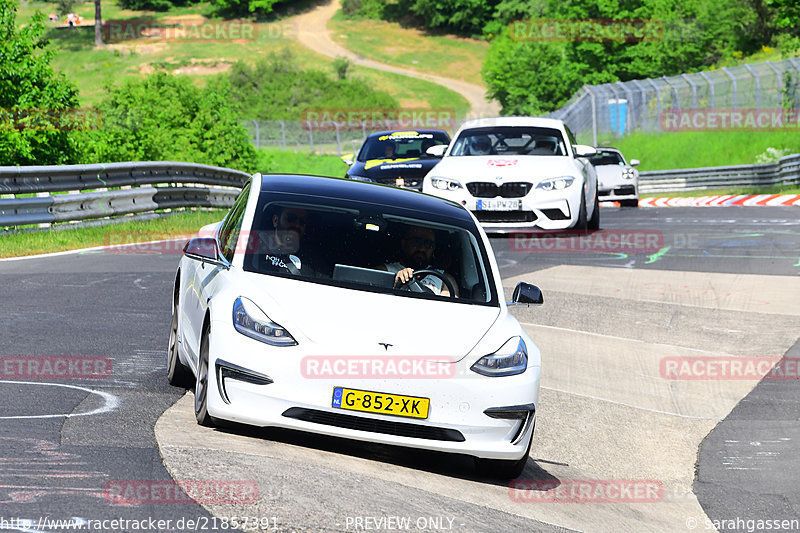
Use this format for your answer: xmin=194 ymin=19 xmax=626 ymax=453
xmin=194 ymin=324 xmax=215 ymax=427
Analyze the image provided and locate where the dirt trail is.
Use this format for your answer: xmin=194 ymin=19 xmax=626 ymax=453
xmin=290 ymin=0 xmax=500 ymax=118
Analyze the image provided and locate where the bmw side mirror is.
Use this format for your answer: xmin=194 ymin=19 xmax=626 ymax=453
xmin=573 ymin=145 xmax=597 ymax=158
xmin=184 ymin=237 xmax=230 ymax=269
xmin=510 ymin=282 xmax=543 ymax=305
xmin=426 ymin=145 xmax=447 ymax=158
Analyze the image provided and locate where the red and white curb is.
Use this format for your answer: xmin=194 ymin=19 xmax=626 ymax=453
xmin=602 ymin=195 xmax=800 ymax=208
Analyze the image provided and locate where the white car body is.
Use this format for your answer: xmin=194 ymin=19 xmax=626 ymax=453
xmin=168 ymin=173 xmax=543 ymax=478
xmin=422 ymin=117 xmax=599 ymax=232
xmin=591 ymin=147 xmax=640 ymax=206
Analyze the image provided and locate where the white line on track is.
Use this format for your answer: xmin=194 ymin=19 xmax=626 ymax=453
xmin=0 ymin=381 xmax=118 ymax=420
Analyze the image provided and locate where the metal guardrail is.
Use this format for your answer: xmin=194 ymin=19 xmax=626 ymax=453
xmin=0 ymin=162 xmax=249 ymax=228
xmin=639 ymin=153 xmax=800 ymax=193
xmin=1 ymin=154 xmax=798 ymax=228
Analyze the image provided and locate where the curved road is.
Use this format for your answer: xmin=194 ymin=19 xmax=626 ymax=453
xmin=290 ymin=0 xmax=500 ymax=118
xmin=1 ymin=207 xmax=799 ymax=532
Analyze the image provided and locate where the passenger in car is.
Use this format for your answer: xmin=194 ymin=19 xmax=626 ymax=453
xmin=258 ymin=205 xmax=316 ymax=276
xmin=382 ymin=226 xmax=459 ymax=297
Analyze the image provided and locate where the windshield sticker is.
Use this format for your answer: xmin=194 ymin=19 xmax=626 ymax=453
xmin=378 ymin=131 xmax=434 ymax=141
xmin=380 ymin=163 xmax=423 ymax=170
xmin=487 ymin=158 xmax=519 ymax=167
xmin=365 ymin=157 xmax=419 ymax=170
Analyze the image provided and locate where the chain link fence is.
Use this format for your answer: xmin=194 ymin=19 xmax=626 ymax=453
xmin=551 ymin=58 xmax=800 ymax=145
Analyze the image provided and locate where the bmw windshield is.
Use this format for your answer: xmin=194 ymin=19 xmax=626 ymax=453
xmin=242 ymin=196 xmax=498 ymax=306
xmin=450 ymin=126 xmax=568 ymax=156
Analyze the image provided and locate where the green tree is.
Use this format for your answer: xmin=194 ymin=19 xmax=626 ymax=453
xmin=0 ymin=0 xmax=81 ymax=165
xmin=79 ymin=72 xmax=257 ymax=171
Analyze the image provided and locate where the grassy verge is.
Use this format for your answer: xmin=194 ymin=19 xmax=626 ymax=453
xmin=641 ymin=186 xmax=800 ymax=198
xmin=261 ymin=149 xmax=347 ymax=176
xmin=0 ymin=208 xmax=226 ymax=258
xmin=600 ymin=130 xmax=800 ymax=170
xmin=329 ymin=10 xmax=488 ymax=86
xmin=20 ymin=1 xmax=468 ymax=111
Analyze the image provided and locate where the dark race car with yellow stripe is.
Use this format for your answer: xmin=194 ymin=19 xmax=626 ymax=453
xmin=344 ymin=130 xmax=451 ymax=190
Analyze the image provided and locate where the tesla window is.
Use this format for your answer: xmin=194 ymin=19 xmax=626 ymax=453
xmin=242 ymin=199 xmax=496 ymax=305
xmin=450 ymin=126 xmax=568 ymax=156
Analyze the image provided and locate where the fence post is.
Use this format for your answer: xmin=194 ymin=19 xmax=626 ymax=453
xmin=699 ymin=71 xmax=715 ymax=110
xmin=334 ymin=122 xmax=341 ymax=157
xmin=662 ymin=76 xmax=679 ymax=109
xmin=306 ymin=120 xmax=314 ymax=154
xmin=646 ymin=79 xmax=662 ymax=131
xmin=744 ymin=64 xmax=760 ymax=111
xmin=631 ymin=80 xmax=648 ymax=131
xmin=617 ymin=81 xmax=635 ymax=134
xmin=250 ymin=119 xmax=260 ymax=149
xmin=722 ymin=67 xmax=737 ymax=110
xmin=279 ymin=120 xmax=286 ymax=150
xmin=681 ymin=74 xmax=698 ymax=109
xmin=586 ymin=86 xmax=598 ymax=146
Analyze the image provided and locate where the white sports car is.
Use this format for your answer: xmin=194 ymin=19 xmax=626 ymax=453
xmin=168 ymin=173 xmax=544 ymax=478
xmin=422 ymin=117 xmax=600 ymax=232
xmin=590 ymin=147 xmax=640 ymax=207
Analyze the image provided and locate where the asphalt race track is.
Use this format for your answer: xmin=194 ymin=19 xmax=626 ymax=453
xmin=0 ymin=206 xmax=798 ymax=533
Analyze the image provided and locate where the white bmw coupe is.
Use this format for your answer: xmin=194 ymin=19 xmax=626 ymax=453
xmin=167 ymin=173 xmax=544 ymax=478
xmin=422 ymin=117 xmax=600 ymax=232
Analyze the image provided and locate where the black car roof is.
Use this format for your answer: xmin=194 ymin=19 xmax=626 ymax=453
xmin=258 ymin=174 xmax=474 ymax=226
xmin=365 ymin=129 xmax=450 ymax=139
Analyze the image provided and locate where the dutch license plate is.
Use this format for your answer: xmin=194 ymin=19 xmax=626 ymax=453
xmin=332 ymin=387 xmax=430 ymax=419
xmin=477 ymin=199 xmax=521 ymax=211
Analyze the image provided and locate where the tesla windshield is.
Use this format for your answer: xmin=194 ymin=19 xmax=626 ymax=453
xmin=450 ymin=126 xmax=568 ymax=156
xmin=242 ymin=199 xmax=497 ymax=305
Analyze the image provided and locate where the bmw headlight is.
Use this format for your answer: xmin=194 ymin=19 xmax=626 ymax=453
xmin=536 ymin=176 xmax=574 ymax=191
xmin=430 ymin=177 xmax=463 ymax=191
xmin=232 ymin=297 xmax=297 ymax=346
xmin=470 ymin=337 xmax=527 ymax=377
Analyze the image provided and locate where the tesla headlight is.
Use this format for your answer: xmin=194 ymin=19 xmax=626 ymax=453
xmin=536 ymin=176 xmax=575 ymax=191
xmin=430 ymin=177 xmax=463 ymax=191
xmin=232 ymin=297 xmax=297 ymax=346
xmin=470 ymin=337 xmax=527 ymax=377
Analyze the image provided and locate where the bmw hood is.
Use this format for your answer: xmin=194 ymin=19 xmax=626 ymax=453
xmin=233 ymin=272 xmax=501 ymax=360
xmin=430 ymin=155 xmax=579 ymax=182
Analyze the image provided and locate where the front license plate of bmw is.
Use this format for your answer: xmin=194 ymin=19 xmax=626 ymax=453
xmin=477 ymin=199 xmax=521 ymax=211
xmin=332 ymin=387 xmax=430 ymax=419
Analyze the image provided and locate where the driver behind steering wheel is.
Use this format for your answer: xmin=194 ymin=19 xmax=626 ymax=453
xmin=383 ymin=226 xmax=459 ymax=297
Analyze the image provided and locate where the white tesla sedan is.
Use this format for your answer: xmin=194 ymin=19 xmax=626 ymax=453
xmin=167 ymin=173 xmax=544 ymax=478
xmin=422 ymin=117 xmax=599 ymax=232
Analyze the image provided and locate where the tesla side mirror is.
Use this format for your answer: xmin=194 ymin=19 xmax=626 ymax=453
xmin=573 ymin=145 xmax=597 ymax=158
xmin=510 ymin=282 xmax=544 ymax=305
xmin=184 ymin=237 xmax=230 ymax=269
xmin=426 ymin=144 xmax=447 ymax=158
xmin=629 ymin=159 xmax=640 ymax=166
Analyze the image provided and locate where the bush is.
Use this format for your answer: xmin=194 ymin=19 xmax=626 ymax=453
xmin=0 ymin=0 xmax=81 ymax=165
xmin=228 ymin=49 xmax=398 ymax=120
xmin=78 ymin=72 xmax=258 ymax=171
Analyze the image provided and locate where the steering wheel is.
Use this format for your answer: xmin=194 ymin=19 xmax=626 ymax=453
xmin=395 ymin=269 xmax=457 ymax=298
